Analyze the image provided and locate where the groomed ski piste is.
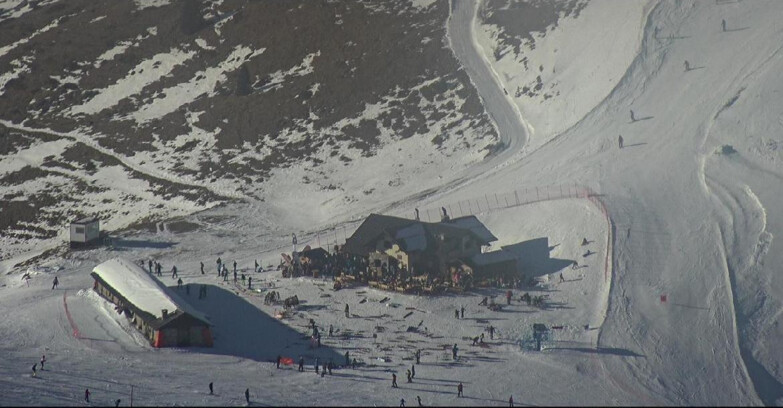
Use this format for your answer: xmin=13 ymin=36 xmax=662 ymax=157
xmin=2 ymin=0 xmax=783 ymax=406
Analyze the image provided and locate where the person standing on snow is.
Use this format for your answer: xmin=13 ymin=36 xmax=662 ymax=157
xmin=416 ymin=396 xmax=422 ymax=406
xmin=392 ymin=373 xmax=398 ymax=388
xmin=457 ymin=382 xmax=463 ymax=397
xmin=200 ymin=261 xmax=204 ymax=275
xmin=344 ymin=351 xmax=350 ymax=367
xmin=233 ymin=260 xmax=237 ymax=274
xmin=298 ymin=356 xmax=305 ymax=372
xmin=31 ymin=363 xmax=37 ymax=377
xmin=400 ymin=398 xmax=405 ymax=407
xmin=148 ymin=260 xmax=153 ymax=274
xmin=177 ymin=278 xmax=183 ymax=289
xmin=84 ymin=388 xmax=90 ymax=402
xmin=171 ymin=265 xmax=178 ymax=279
xmin=255 ymin=259 xmax=259 ymax=273
xmin=245 ymin=388 xmax=250 ymax=404
xmin=460 ymin=306 xmax=465 ymax=319
xmin=52 ymin=276 xmax=59 ymax=290
xmin=411 ymin=364 xmax=415 ymax=379
xmin=248 ymin=276 xmax=252 ymax=290
xmin=209 ymin=382 xmax=214 ymax=395
xmin=40 ymin=355 xmax=46 ymax=370
xmin=618 ymin=134 xmax=624 ymax=149
xmin=509 ymin=395 xmax=514 ymax=407
xmin=452 ymin=344 xmax=459 ymax=360
xmin=345 ymin=304 xmax=350 ymax=318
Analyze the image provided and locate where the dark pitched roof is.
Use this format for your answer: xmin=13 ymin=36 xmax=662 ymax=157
xmin=442 ymin=215 xmax=497 ymax=244
xmin=344 ymin=213 xmax=495 ymax=255
xmin=343 ymin=214 xmax=417 ymax=255
xmin=300 ymin=247 xmax=329 ymax=262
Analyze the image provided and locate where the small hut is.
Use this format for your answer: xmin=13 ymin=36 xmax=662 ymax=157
xmin=70 ymin=217 xmax=100 ymax=248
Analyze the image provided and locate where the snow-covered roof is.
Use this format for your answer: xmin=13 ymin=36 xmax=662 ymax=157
xmin=91 ymin=258 xmax=209 ymax=324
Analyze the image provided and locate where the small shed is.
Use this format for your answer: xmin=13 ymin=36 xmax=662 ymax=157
xmin=91 ymin=258 xmax=213 ymax=348
xmin=70 ymin=217 xmax=100 ymax=247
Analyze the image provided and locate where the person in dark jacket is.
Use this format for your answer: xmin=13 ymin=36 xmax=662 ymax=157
xmin=209 ymin=382 xmax=213 ymax=394
xmin=392 ymin=373 xmax=398 ymax=388
xmin=245 ymin=388 xmax=250 ymax=403
xmin=85 ymin=388 xmax=91 ymax=402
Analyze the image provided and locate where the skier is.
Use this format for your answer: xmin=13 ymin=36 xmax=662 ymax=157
xmin=345 ymin=303 xmax=350 ymax=318
xmin=200 ymin=261 xmax=204 ymax=275
xmin=209 ymin=382 xmax=214 ymax=395
xmin=411 ymin=364 xmax=415 ymax=379
xmin=298 ymin=356 xmax=305 ymax=372
xmin=406 ymin=369 xmax=412 ymax=383
xmin=417 ymin=396 xmax=422 ymax=407
xmin=248 ymin=276 xmax=252 ymax=290
xmin=233 ymin=260 xmax=237 ymax=274
xmin=684 ymin=60 xmax=690 ymax=72
xmin=559 ymin=273 xmax=565 ymax=283
xmin=454 ymin=309 xmax=459 ymax=319
xmin=722 ymin=19 xmax=726 ymax=32
xmin=400 ymin=398 xmax=406 ymax=407
xmin=352 ymin=358 xmax=357 ymax=369
xmin=392 ymin=373 xmax=398 ymax=388
xmin=571 ymin=260 xmax=579 ymax=270
xmin=31 ymin=363 xmax=37 ymax=377
xmin=171 ymin=265 xmax=178 ymax=279
xmin=452 ymin=344 xmax=458 ymax=360
xmin=618 ymin=134 xmax=624 ymax=149
xmin=415 ymin=349 xmax=421 ymax=364
xmin=581 ymin=237 xmax=588 ymax=246
xmin=276 ymin=355 xmax=281 ymax=369
xmin=510 ymin=395 xmax=514 ymax=407
xmin=457 ymin=382 xmax=463 ymax=397
xmin=115 ymin=399 xmax=121 ymax=407
xmin=414 ymin=208 xmax=420 ymax=221
xmin=177 ymin=278 xmax=183 ymax=289
xmin=630 ymin=110 xmax=636 ymax=122
xmin=85 ymin=388 xmax=90 ymax=402
xmin=255 ymin=259 xmax=259 ymax=273
xmin=40 ymin=355 xmax=46 ymax=370
xmin=148 ymin=260 xmax=153 ymax=274
xmin=245 ymin=388 xmax=250 ymax=404
xmin=480 ymin=333 xmax=485 ymax=344
xmin=52 ymin=276 xmax=59 ymax=290
xmin=479 ymin=297 xmax=488 ymax=306
xmin=329 ymin=324 xmax=333 ymax=337
xmin=460 ymin=306 xmax=465 ymax=319
xmin=345 ymin=351 xmax=350 ymax=367
xmin=489 ymin=325 xmax=495 ymax=340
xmin=506 ymin=290 xmax=512 ymax=305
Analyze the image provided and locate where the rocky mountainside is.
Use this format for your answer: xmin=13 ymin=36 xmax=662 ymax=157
xmin=0 ymin=0 xmax=499 ymax=261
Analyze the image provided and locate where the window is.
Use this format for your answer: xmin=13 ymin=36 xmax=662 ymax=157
xmin=75 ymin=226 xmax=85 ymax=234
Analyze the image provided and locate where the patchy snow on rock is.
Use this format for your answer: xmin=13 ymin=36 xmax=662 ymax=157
xmin=133 ymin=0 xmax=171 ymax=10
xmin=195 ymin=38 xmax=215 ymax=51
xmin=69 ymin=47 xmax=197 ymax=116
xmin=0 ymin=17 xmax=61 ymax=58
xmin=130 ymin=46 xmax=265 ymax=124
xmin=0 ymin=55 xmax=34 ymax=96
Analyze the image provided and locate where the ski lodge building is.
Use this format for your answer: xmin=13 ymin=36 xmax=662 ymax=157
xmin=343 ymin=213 xmax=518 ymax=290
xmin=91 ymin=258 xmax=213 ymax=348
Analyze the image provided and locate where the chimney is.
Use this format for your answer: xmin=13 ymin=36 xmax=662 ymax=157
xmin=161 ymin=309 xmax=168 ymax=318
